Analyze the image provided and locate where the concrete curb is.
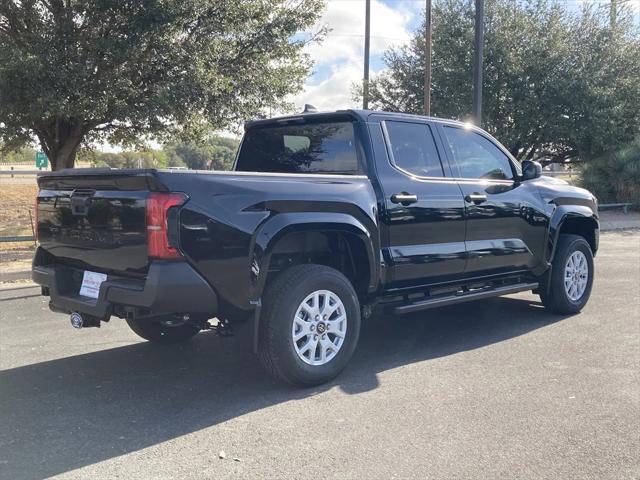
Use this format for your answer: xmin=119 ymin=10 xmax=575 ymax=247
xmin=0 ymin=282 xmax=40 ymax=301
xmin=0 ymin=270 xmax=32 ymax=283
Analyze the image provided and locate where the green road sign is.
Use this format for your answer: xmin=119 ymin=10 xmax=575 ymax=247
xmin=36 ymin=152 xmax=48 ymax=169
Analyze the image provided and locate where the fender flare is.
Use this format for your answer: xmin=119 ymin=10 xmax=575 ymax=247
xmin=546 ymin=206 xmax=599 ymax=264
xmin=539 ymin=206 xmax=599 ymax=298
xmin=250 ymin=212 xmax=378 ymax=300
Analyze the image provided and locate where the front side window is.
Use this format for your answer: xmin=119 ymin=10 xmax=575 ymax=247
xmin=385 ymin=121 xmax=444 ymax=177
xmin=442 ymin=127 xmax=514 ymax=181
xmin=236 ymin=121 xmax=361 ymax=174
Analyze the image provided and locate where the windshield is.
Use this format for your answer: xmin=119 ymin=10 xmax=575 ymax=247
xmin=235 ymin=121 xmax=361 ymax=175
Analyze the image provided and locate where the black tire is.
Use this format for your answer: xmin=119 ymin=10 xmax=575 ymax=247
xmin=540 ymin=234 xmax=594 ymax=314
xmin=126 ymin=317 xmax=200 ymax=344
xmin=258 ymin=264 xmax=361 ymax=386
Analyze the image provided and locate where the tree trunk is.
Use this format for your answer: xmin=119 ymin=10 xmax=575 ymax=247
xmin=35 ymin=117 xmax=87 ymax=170
xmin=525 ymin=143 xmax=539 ymax=161
xmin=510 ymin=142 xmax=522 ymax=159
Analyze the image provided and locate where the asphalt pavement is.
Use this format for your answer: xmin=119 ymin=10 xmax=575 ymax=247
xmin=0 ymin=231 xmax=638 ymax=479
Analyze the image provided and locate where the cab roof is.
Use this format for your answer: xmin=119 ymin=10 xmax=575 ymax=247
xmin=244 ymin=109 xmax=467 ymax=129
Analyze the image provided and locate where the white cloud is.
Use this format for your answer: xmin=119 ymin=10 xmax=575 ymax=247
xmin=291 ymin=0 xmax=418 ymax=112
xmin=292 ymin=62 xmax=363 ymax=111
xmin=304 ymin=0 xmax=414 ymax=65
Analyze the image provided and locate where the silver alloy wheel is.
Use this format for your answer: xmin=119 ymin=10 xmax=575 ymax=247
xmin=292 ymin=289 xmax=347 ymax=366
xmin=564 ymin=251 xmax=589 ymax=301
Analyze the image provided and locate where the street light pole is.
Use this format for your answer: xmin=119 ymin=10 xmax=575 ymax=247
xmin=424 ymin=0 xmax=432 ymax=116
xmin=472 ymin=0 xmax=484 ymax=125
xmin=363 ymin=0 xmax=371 ymax=110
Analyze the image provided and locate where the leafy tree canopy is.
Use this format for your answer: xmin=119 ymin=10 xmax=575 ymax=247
xmin=364 ymin=0 xmax=640 ymax=162
xmin=90 ymin=149 xmax=169 ymax=169
xmin=89 ymin=135 xmax=239 ymax=171
xmin=0 ymin=143 xmax=36 ymax=163
xmin=0 ymin=0 xmax=325 ymax=170
xmin=164 ymin=135 xmax=239 ymax=171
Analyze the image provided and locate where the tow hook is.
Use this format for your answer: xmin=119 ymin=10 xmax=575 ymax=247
xmin=216 ymin=319 xmax=234 ymax=337
xmin=70 ymin=312 xmax=101 ymax=329
xmin=201 ymin=318 xmax=234 ymax=337
xmin=160 ymin=314 xmax=234 ymax=337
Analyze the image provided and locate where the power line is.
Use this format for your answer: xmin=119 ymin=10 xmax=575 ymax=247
xmin=324 ymin=33 xmax=408 ymax=41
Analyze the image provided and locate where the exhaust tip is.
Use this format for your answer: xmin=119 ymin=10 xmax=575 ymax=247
xmin=70 ymin=312 xmax=84 ymax=329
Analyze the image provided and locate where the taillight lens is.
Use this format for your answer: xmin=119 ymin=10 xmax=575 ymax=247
xmin=34 ymin=195 xmax=39 ymax=241
xmin=146 ymin=192 xmax=187 ymax=260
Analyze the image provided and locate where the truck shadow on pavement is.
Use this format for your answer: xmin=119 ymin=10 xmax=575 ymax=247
xmin=0 ymin=295 xmax=564 ymax=480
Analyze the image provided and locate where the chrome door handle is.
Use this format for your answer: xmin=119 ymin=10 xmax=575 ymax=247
xmin=390 ymin=193 xmax=418 ymax=205
xmin=465 ymin=193 xmax=487 ymax=204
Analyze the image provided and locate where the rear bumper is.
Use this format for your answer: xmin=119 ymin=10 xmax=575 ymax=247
xmin=32 ymin=260 xmax=218 ymax=320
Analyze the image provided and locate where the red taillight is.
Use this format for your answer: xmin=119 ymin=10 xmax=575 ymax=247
xmin=146 ymin=192 xmax=187 ymax=260
xmin=34 ymin=196 xmax=39 ymax=241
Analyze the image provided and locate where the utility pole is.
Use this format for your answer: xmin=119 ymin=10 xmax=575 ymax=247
xmin=363 ymin=0 xmax=371 ymax=110
xmin=610 ymin=0 xmax=617 ymax=30
xmin=472 ymin=0 xmax=484 ymax=125
xmin=424 ymin=0 xmax=432 ymax=116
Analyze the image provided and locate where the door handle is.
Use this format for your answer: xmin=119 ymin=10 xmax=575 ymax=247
xmin=390 ymin=192 xmax=418 ymax=205
xmin=464 ymin=193 xmax=487 ymax=204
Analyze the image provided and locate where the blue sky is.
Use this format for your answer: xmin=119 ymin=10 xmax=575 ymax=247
xmin=291 ymin=0 xmax=640 ymax=112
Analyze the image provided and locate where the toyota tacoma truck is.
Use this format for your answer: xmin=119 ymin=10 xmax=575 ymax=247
xmin=33 ymin=110 xmax=598 ymax=386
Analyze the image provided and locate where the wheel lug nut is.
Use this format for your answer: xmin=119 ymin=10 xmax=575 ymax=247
xmin=322 ymin=334 xmax=326 ymax=340
xmin=315 ymin=315 xmax=319 ymax=320
xmin=310 ymin=325 xmax=315 ymax=331
xmin=314 ymin=335 xmax=318 ymax=340
xmin=323 ymin=315 xmax=327 ymax=320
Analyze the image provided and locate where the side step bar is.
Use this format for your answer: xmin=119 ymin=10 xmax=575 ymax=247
xmin=393 ymin=282 xmax=539 ymax=315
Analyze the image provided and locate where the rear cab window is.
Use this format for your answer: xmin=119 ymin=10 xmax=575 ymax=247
xmin=384 ymin=121 xmax=445 ymax=178
xmin=235 ymin=120 xmax=362 ymax=175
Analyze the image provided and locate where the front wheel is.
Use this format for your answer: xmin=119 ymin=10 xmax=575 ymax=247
xmin=540 ymin=234 xmax=594 ymax=314
xmin=258 ymin=264 xmax=361 ymax=386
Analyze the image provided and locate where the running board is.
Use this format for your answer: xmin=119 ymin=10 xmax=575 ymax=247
xmin=393 ymin=282 xmax=539 ymax=315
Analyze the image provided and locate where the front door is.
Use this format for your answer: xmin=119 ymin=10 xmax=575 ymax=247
xmin=370 ymin=118 xmax=467 ymax=290
xmin=437 ymin=124 xmax=547 ymax=276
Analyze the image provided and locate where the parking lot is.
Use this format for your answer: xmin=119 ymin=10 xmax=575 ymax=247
xmin=1 ymin=231 xmax=638 ymax=479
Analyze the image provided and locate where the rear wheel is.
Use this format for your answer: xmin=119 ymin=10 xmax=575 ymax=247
xmin=126 ymin=316 xmax=200 ymax=344
xmin=258 ymin=264 xmax=361 ymax=386
xmin=540 ymin=234 xmax=594 ymax=314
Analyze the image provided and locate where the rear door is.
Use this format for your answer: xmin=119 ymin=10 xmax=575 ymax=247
xmin=437 ymin=124 xmax=546 ymax=275
xmin=370 ymin=117 xmax=467 ymax=289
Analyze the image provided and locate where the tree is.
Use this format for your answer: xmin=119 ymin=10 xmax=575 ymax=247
xmin=165 ymin=135 xmax=239 ymax=170
xmin=364 ymin=0 xmax=640 ymax=163
xmin=0 ymin=1 xmax=324 ymax=170
xmin=0 ymin=144 xmax=36 ymax=163
xmin=209 ymin=136 xmax=239 ymax=171
xmin=581 ymin=138 xmax=640 ymax=204
xmin=92 ymin=149 xmax=169 ymax=169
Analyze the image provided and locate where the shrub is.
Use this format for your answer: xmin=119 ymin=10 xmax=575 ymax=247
xmin=581 ymin=139 xmax=640 ymax=206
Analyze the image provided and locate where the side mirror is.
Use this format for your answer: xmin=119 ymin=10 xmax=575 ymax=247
xmin=521 ymin=160 xmax=542 ymax=181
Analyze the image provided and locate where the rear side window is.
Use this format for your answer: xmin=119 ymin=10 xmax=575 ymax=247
xmin=442 ymin=126 xmax=514 ymax=180
xmin=236 ymin=122 xmax=361 ymax=174
xmin=385 ymin=121 xmax=444 ymax=177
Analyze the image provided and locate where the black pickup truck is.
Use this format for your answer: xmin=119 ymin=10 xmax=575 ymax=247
xmin=33 ymin=110 xmax=598 ymax=386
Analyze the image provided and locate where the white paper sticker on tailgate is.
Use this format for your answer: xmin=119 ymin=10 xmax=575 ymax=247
xmin=79 ymin=271 xmax=108 ymax=299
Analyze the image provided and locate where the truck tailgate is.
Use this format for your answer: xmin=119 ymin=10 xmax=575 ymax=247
xmin=36 ymin=170 xmax=166 ymax=274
